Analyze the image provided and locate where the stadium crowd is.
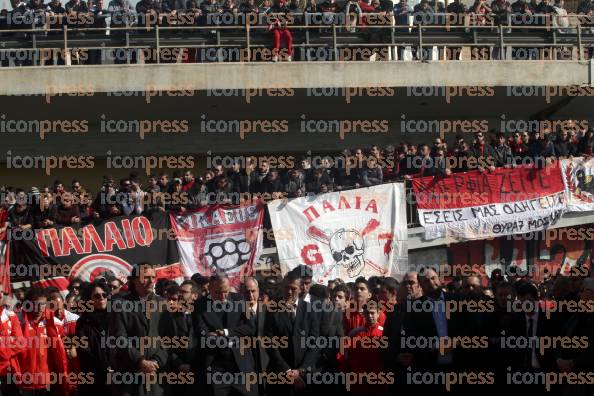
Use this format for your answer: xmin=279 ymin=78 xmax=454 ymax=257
xmin=0 ymin=0 xmax=593 ymax=64
xmin=0 ymin=262 xmax=593 ymax=396
xmin=1 ymin=125 xmax=594 ymax=232
xmin=0 ymin=126 xmax=592 ymax=396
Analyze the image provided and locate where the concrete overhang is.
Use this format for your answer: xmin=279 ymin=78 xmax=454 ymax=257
xmin=0 ymin=60 xmax=593 ymax=95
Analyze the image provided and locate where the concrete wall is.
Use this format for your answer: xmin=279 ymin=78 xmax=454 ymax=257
xmin=0 ymin=61 xmax=592 ymax=95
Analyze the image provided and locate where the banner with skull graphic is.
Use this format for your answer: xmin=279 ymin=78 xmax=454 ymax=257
xmin=561 ymin=157 xmax=594 ymax=212
xmin=170 ymin=203 xmax=265 ymax=287
xmin=268 ymin=183 xmax=408 ymax=283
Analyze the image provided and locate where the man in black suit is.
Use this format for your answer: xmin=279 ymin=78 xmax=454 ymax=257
xmin=383 ymin=271 xmax=423 ymax=394
xmin=265 ymin=272 xmax=320 ymax=396
xmin=506 ymin=281 xmax=557 ymax=391
xmin=484 ymin=281 xmax=516 ymax=396
xmin=241 ymin=277 xmax=269 ymax=395
xmin=402 ymin=267 xmax=464 ymax=395
xmin=108 ymin=263 xmax=170 ymax=396
xmin=193 ymin=273 xmax=257 ymax=396
xmin=289 ymin=265 xmax=314 ymax=303
xmin=162 ymin=281 xmax=200 ymax=396
xmin=309 ymin=283 xmax=343 ymax=396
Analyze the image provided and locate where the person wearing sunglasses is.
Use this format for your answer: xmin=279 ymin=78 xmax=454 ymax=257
xmin=92 ymin=175 xmax=120 ymax=219
xmin=108 ymin=278 xmax=124 ymax=295
xmin=68 ymin=278 xmax=83 ymax=297
xmin=116 ymin=178 xmax=144 ymax=217
xmin=470 ymin=131 xmax=497 ymax=171
xmin=75 ymin=279 xmax=111 ymax=396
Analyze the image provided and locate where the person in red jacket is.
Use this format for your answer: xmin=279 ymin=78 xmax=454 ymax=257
xmin=344 ymin=301 xmax=389 ymax=396
xmin=15 ymin=287 xmax=69 ymax=396
xmin=0 ymin=305 xmax=25 ymax=396
xmin=344 ymin=277 xmax=386 ymax=335
xmin=48 ymin=287 xmax=79 ymax=396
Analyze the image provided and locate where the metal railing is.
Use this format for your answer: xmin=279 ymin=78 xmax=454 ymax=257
xmin=0 ymin=12 xmax=593 ymax=64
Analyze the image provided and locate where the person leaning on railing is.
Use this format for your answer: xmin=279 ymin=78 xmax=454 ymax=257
xmin=135 ymin=0 xmax=161 ymax=25
xmin=44 ymin=0 xmax=66 ymax=35
xmin=490 ymin=0 xmax=511 ymax=24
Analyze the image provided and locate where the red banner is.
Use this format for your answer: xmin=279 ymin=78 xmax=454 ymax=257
xmin=171 ymin=203 xmax=265 ymax=287
xmin=411 ymin=164 xmax=567 ymax=240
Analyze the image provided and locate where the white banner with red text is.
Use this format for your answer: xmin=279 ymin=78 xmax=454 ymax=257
xmin=268 ymin=183 xmax=408 ymax=283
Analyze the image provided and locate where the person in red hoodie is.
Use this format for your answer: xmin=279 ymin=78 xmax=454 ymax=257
xmin=0 ymin=304 xmax=25 ymax=396
xmin=15 ymin=287 xmax=69 ymax=396
xmin=344 ymin=301 xmax=389 ymax=396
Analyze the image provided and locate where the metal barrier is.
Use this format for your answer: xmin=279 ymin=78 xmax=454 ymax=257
xmin=0 ymin=12 xmax=593 ymax=64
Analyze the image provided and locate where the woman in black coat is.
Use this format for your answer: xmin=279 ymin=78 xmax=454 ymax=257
xmin=75 ymin=279 xmax=111 ymax=396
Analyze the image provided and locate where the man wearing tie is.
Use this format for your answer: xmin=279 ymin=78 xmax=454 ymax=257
xmin=161 ymin=281 xmax=200 ymax=396
xmin=508 ymin=281 xmax=555 ymax=390
xmin=241 ymin=277 xmax=269 ymax=390
xmin=108 ymin=263 xmax=169 ymax=396
xmin=402 ymin=267 xmax=463 ymax=395
xmin=193 ymin=273 xmax=257 ymax=396
xmin=265 ymin=272 xmax=320 ymax=396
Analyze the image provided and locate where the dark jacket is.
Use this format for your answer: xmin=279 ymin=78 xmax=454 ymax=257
xmin=507 ymin=308 xmax=557 ymax=371
xmin=76 ymin=310 xmax=110 ymax=396
xmin=402 ymin=293 xmax=465 ymax=370
xmin=108 ymin=292 xmax=170 ymax=396
xmin=306 ymin=173 xmax=333 ymax=193
xmin=192 ymin=293 xmax=257 ymax=396
xmin=264 ymin=299 xmax=320 ymax=372
xmin=228 ymin=170 xmax=250 ymax=194
xmin=51 ymin=204 xmax=81 ymax=225
xmin=493 ymin=143 xmax=513 ymax=167
xmin=160 ymin=310 xmax=195 ymax=396
xmin=65 ymin=0 xmax=88 ymax=12
xmin=251 ymin=302 xmax=270 ymax=374
xmin=312 ymin=298 xmax=343 ymax=372
xmin=260 ymin=177 xmax=284 ymax=194
xmin=361 ymin=166 xmax=383 ymax=186
xmin=554 ymin=137 xmax=576 ymax=157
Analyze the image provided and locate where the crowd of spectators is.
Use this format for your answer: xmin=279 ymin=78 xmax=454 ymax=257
xmin=1 ymin=126 xmax=594 ymax=235
xmin=0 ymin=0 xmax=593 ymax=64
xmin=1 ymin=261 xmax=593 ymax=396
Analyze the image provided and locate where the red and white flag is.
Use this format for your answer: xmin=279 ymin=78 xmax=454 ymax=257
xmin=170 ymin=203 xmax=265 ymax=287
xmin=268 ymin=184 xmax=408 ymax=283
xmin=0 ymin=240 xmax=11 ymax=296
xmin=561 ymin=157 xmax=594 ymax=212
xmin=412 ymin=164 xmax=567 ymax=240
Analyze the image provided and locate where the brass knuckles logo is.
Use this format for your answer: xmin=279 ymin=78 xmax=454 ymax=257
xmin=204 ymin=237 xmax=252 ymax=273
